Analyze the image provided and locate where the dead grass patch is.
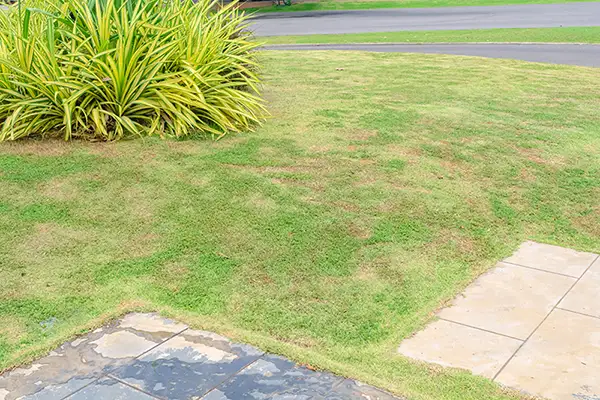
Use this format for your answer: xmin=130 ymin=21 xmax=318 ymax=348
xmin=38 ymin=178 xmax=80 ymax=201
xmin=344 ymin=128 xmax=378 ymax=141
xmin=157 ymin=261 xmax=191 ymax=293
xmin=515 ymin=146 xmax=566 ymax=166
xmin=0 ymin=140 xmax=74 ymax=156
xmin=21 ymin=223 xmax=93 ymax=254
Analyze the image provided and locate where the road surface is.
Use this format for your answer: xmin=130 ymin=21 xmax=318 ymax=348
xmin=263 ymin=43 xmax=600 ymax=67
xmin=251 ymin=2 xmax=600 ymax=36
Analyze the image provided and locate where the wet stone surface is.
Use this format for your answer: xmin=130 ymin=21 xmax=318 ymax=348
xmin=0 ymin=313 xmax=400 ymax=399
xmin=0 ymin=313 xmax=186 ymax=400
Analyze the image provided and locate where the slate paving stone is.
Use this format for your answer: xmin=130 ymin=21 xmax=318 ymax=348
xmin=0 ymin=313 xmax=186 ymax=400
xmin=65 ymin=377 xmax=157 ymax=399
xmin=112 ymin=329 xmax=264 ymax=399
xmin=201 ymin=355 xmax=344 ymax=400
xmin=326 ymin=379 xmax=400 ymax=400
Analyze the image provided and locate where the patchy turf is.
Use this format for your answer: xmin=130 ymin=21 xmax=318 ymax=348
xmin=263 ymin=26 xmax=600 ymax=44
xmin=1 ymin=51 xmax=599 ymax=400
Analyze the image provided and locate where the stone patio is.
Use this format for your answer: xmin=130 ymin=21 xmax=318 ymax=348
xmin=398 ymin=241 xmax=600 ymax=400
xmin=0 ymin=313 xmax=398 ymax=400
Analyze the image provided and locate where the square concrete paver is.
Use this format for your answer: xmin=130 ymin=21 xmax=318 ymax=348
xmin=559 ymin=257 xmax=600 ymax=318
xmin=495 ymin=308 xmax=600 ymax=400
xmin=398 ymin=241 xmax=600 ymax=400
xmin=202 ymin=354 xmax=344 ymax=400
xmin=504 ymin=241 xmax=597 ymax=277
xmin=438 ymin=262 xmax=575 ymax=339
xmin=398 ymin=319 xmax=522 ymax=379
xmin=65 ymin=377 xmax=155 ymax=399
xmin=112 ymin=329 xmax=264 ymax=399
xmin=0 ymin=313 xmax=186 ymax=400
xmin=326 ymin=379 xmax=400 ymax=400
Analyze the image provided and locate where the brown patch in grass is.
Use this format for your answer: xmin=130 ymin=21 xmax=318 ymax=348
xmin=572 ymin=205 xmax=600 ymax=238
xmin=355 ymin=264 xmax=378 ymax=282
xmin=22 ymin=223 xmax=93 ymax=254
xmin=515 ymin=147 xmax=566 ymax=166
xmin=309 ymin=145 xmax=330 ymax=153
xmin=271 ymin=177 xmax=325 ymax=192
xmin=125 ymin=233 xmax=160 ymax=258
xmin=38 ymin=177 xmax=79 ymax=201
xmin=121 ymin=187 xmax=155 ymax=220
xmin=84 ymin=142 xmax=123 ymax=158
xmin=347 ymin=221 xmax=372 ymax=240
xmin=519 ymin=168 xmax=537 ymax=183
xmin=245 ymin=269 xmax=275 ymax=286
xmin=345 ymin=128 xmax=378 ymax=141
xmin=157 ymin=261 xmax=190 ymax=293
xmin=384 ymin=144 xmax=422 ymax=164
xmin=247 ymin=193 xmax=278 ymax=210
xmin=330 ymin=201 xmax=360 ymax=213
xmin=0 ymin=316 xmax=26 ymax=345
xmin=0 ymin=139 xmax=74 ymax=156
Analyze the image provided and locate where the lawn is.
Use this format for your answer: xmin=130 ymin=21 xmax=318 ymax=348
xmin=263 ymin=26 xmax=600 ymax=44
xmin=246 ymin=0 xmax=596 ymax=13
xmin=1 ymin=51 xmax=600 ymax=400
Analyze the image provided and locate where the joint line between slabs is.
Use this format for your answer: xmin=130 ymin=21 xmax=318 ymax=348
xmin=492 ymin=254 xmax=600 ymax=382
xmin=437 ymin=318 xmax=524 ymax=342
xmin=555 ymin=307 xmax=600 ymax=321
xmin=107 ymin=375 xmax=165 ymax=399
xmin=59 ymin=377 xmax=102 ymax=400
xmin=501 ymin=261 xmax=580 ymax=278
xmin=59 ymin=326 xmax=190 ymax=400
xmin=199 ymin=352 xmax=266 ymax=398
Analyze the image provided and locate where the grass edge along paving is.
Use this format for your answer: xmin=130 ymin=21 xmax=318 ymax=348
xmin=262 ymin=26 xmax=600 ymax=45
xmin=1 ymin=50 xmax=600 ymax=400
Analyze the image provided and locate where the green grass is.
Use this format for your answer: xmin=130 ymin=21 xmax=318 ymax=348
xmin=264 ymin=26 xmax=600 ymax=44
xmin=246 ymin=0 xmax=598 ymax=13
xmin=1 ymin=51 xmax=600 ymax=400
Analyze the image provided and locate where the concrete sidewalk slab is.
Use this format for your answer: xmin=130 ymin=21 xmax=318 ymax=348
xmin=398 ymin=241 xmax=599 ymax=400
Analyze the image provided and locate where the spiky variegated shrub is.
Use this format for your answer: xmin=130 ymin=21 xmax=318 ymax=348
xmin=0 ymin=0 xmax=264 ymax=141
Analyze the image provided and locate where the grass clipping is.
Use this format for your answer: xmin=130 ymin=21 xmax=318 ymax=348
xmin=0 ymin=0 xmax=265 ymax=141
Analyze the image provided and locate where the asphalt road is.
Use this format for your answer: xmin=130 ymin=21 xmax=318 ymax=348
xmin=263 ymin=43 xmax=600 ymax=67
xmin=251 ymin=2 xmax=600 ymax=36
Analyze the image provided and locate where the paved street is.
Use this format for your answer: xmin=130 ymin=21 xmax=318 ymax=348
xmin=251 ymin=2 xmax=600 ymax=36
xmin=263 ymin=43 xmax=600 ymax=67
